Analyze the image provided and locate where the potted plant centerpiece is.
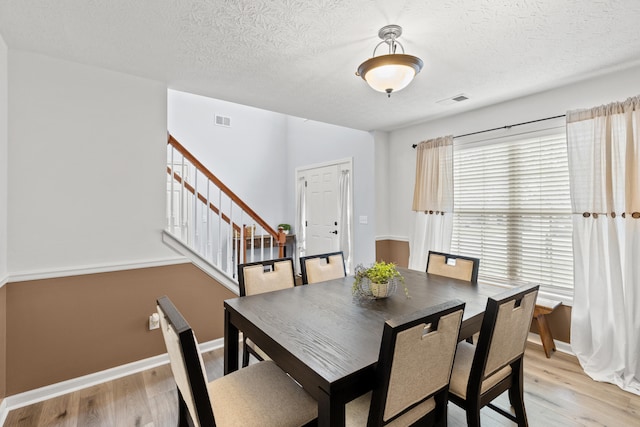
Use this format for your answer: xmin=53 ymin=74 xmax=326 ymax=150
xmin=353 ymin=261 xmax=409 ymax=299
xmin=277 ymin=223 xmax=291 ymax=235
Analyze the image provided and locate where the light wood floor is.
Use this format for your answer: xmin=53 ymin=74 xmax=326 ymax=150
xmin=4 ymin=343 xmax=640 ymax=426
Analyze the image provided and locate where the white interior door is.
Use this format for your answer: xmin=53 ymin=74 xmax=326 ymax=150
xmin=305 ymin=164 xmax=340 ymax=255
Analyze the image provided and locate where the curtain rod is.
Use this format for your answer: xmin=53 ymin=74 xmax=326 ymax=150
xmin=411 ymin=114 xmax=566 ymax=148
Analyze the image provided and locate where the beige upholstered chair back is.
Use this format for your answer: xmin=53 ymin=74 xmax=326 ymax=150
xmin=241 ymin=260 xmax=295 ymax=296
xmin=157 ymin=303 xmax=208 ymax=427
xmin=427 ymin=252 xmax=479 ymax=282
xmin=447 ymin=285 xmax=538 ymax=426
xmin=304 ymin=254 xmax=346 ymax=284
xmin=383 ymin=308 xmax=464 ymax=421
xmin=484 ymin=289 xmax=538 ymax=377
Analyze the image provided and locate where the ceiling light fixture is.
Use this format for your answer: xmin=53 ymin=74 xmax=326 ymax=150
xmin=356 ymin=24 xmax=424 ymax=97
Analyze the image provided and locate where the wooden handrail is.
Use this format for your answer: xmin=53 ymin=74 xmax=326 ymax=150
xmin=167 ymin=134 xmax=279 ymax=240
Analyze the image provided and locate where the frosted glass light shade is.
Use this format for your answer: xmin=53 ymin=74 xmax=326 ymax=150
xmin=365 ymin=64 xmax=416 ymax=93
xmin=357 ymin=53 xmax=423 ymax=95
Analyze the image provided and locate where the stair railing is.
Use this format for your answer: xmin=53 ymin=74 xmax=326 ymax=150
xmin=167 ymin=134 xmax=284 ymax=278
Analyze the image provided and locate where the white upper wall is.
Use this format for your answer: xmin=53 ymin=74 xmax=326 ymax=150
xmin=168 ymin=90 xmax=288 ymax=229
xmin=373 ymin=131 xmax=390 ymax=239
xmin=286 ymin=117 xmax=376 ymax=266
xmin=167 ymin=91 xmax=377 ymax=267
xmin=0 ymin=34 xmax=7 ymax=282
xmin=8 ymin=51 xmax=174 ymax=274
xmin=386 ymin=63 xmax=640 ymax=240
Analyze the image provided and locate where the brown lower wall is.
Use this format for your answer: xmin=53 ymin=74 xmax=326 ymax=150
xmin=1 ymin=285 xmax=6 ymax=400
xmin=375 ymin=238 xmax=572 ymax=344
xmin=5 ymin=263 xmax=235 ymax=396
xmin=375 ymin=239 xmax=409 ymax=268
xmin=530 ymin=304 xmax=571 ymax=343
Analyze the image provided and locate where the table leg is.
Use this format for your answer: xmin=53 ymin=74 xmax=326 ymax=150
xmin=224 ymin=308 xmax=239 ymax=374
xmin=535 ymin=313 xmax=556 ymax=358
xmin=318 ymin=391 xmax=345 ymax=427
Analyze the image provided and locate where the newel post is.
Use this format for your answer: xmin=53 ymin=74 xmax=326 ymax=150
xmin=277 ymin=227 xmax=286 ymax=258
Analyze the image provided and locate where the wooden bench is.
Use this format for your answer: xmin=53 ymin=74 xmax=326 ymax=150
xmin=533 ymin=298 xmax=562 ymax=358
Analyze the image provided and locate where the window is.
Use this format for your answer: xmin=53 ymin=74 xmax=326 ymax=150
xmin=450 ymin=132 xmax=573 ymax=301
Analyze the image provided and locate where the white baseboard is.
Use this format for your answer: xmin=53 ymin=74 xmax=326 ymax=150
xmin=0 ymin=398 xmax=7 ymax=427
xmin=0 ymin=338 xmax=224 ymax=417
xmin=527 ymin=332 xmax=574 ymax=356
xmin=375 ymin=235 xmax=409 ymax=242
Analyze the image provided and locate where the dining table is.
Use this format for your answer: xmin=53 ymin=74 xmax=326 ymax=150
xmin=223 ymin=267 xmax=508 ymax=427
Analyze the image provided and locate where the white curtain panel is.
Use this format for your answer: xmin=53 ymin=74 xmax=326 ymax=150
xmin=408 ymin=136 xmax=454 ymax=271
xmin=339 ymin=170 xmax=353 ymax=274
xmin=566 ymin=96 xmax=640 ymax=395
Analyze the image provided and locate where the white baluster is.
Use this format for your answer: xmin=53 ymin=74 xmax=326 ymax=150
xmin=269 ymin=234 xmax=274 ymax=260
xmin=193 ymin=170 xmax=198 ymax=248
xmin=217 ymin=188 xmax=222 ymax=267
xmin=169 ymin=146 xmax=175 ymax=233
xmin=227 ymin=199 xmax=234 ymax=276
xmin=259 ymin=227 xmax=264 ymax=262
xmin=180 ymin=158 xmax=186 ymax=242
xmin=249 ymin=220 xmax=255 ymax=263
xmin=206 ymin=180 xmax=211 ymax=261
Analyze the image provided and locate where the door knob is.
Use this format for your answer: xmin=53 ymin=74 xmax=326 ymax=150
xmin=330 ymin=230 xmax=338 ymax=235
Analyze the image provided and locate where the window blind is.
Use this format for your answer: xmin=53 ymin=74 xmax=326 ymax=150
xmin=451 ymin=133 xmax=574 ymax=300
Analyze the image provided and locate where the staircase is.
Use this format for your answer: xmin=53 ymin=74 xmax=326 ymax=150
xmin=163 ymin=134 xmax=286 ymax=292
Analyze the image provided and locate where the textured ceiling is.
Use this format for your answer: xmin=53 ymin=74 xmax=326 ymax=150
xmin=1 ymin=0 xmax=640 ymax=131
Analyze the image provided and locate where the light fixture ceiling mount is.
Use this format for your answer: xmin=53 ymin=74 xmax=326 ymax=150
xmin=356 ymin=24 xmax=424 ymax=97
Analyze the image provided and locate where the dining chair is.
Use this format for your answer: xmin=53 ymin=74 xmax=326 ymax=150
xmin=157 ymin=295 xmax=318 ymax=427
xmin=447 ymin=284 xmax=539 ymax=427
xmin=426 ymin=250 xmax=480 ymax=283
xmin=300 ymin=251 xmax=346 ymax=284
xmin=238 ymin=257 xmax=296 ymax=367
xmin=345 ymin=299 xmax=466 ymax=426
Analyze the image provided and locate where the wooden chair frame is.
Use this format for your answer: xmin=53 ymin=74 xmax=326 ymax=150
xmin=367 ymin=300 xmax=466 ymax=427
xmin=448 ymin=285 xmax=539 ymax=427
xmin=157 ymin=296 xmax=216 ymax=427
xmin=300 ymin=251 xmax=346 ymax=284
xmin=237 ymin=257 xmax=296 ymax=367
xmin=158 ymin=295 xmax=318 ymax=427
xmin=426 ymin=250 xmax=480 ymax=283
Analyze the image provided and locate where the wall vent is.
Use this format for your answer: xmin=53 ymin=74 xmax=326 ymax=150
xmin=215 ymin=115 xmax=231 ymax=127
xmin=436 ymin=93 xmax=470 ymax=106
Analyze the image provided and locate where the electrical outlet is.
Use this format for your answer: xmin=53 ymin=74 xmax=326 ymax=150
xmin=149 ymin=313 xmax=160 ymax=330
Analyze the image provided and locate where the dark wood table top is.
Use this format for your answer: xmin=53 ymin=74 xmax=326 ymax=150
xmin=223 ymin=268 xmax=508 ymax=426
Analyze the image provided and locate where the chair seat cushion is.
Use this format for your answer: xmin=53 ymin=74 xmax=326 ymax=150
xmin=449 ymin=341 xmax=512 ymax=399
xmin=208 ymin=360 xmax=317 ymax=426
xmin=345 ymin=391 xmax=435 ymax=427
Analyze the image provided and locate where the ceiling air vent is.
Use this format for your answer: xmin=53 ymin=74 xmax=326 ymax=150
xmin=215 ymin=115 xmax=231 ymax=127
xmin=436 ymin=93 xmax=470 ymax=106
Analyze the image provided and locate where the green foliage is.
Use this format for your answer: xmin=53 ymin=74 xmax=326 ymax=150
xmin=353 ymin=261 xmax=409 ymax=297
xmin=277 ymin=223 xmax=291 ymax=230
